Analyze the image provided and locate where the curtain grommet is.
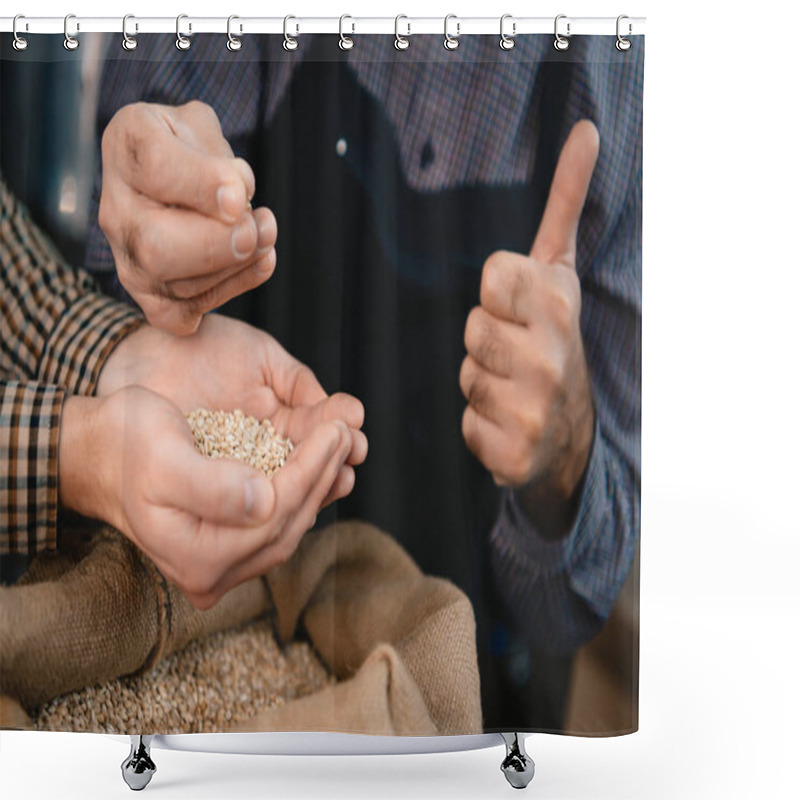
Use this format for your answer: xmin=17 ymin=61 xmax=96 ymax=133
xmin=283 ymin=15 xmax=299 ymax=51
xmin=63 ymin=13 xmax=79 ymax=51
xmin=500 ymin=14 xmax=516 ymax=51
xmin=615 ymin=15 xmax=632 ymax=51
xmin=227 ymin=15 xmax=242 ymax=52
xmin=554 ymin=14 xmax=570 ymax=51
xmin=394 ymin=14 xmax=410 ymax=51
xmin=176 ymin=13 xmax=191 ymax=51
xmin=122 ymin=14 xmax=138 ymax=51
xmin=12 ymin=14 xmax=28 ymax=51
xmin=444 ymin=14 xmax=460 ymax=51
xmin=339 ymin=14 xmax=354 ymax=51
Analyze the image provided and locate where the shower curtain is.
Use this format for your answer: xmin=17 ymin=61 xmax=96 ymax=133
xmin=0 ymin=27 xmax=642 ymax=739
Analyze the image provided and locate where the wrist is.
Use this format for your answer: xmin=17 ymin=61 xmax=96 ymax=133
xmin=517 ymin=399 xmax=595 ymax=542
xmin=58 ymin=394 xmax=116 ymax=524
xmin=96 ymin=323 xmax=159 ymax=396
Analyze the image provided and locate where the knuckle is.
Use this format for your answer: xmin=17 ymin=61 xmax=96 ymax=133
xmin=134 ymin=222 xmax=159 ymax=273
xmin=468 ymin=374 xmax=491 ymax=416
xmin=139 ymin=146 xmax=170 ymax=193
xmin=481 ymin=251 xmax=508 ymax=305
xmin=508 ymin=444 xmax=533 ymax=485
xmin=549 ymin=275 xmax=580 ymax=332
xmin=481 ymin=329 xmax=511 ymax=375
xmin=463 ymin=307 xmax=479 ymax=346
xmin=542 ymin=357 xmax=567 ymax=395
xmin=104 ymin=103 xmax=149 ymax=169
xmin=177 ymin=299 xmax=204 ymax=334
xmin=510 ymin=260 xmax=533 ymax=308
xmin=458 ymin=356 xmax=472 ymax=395
xmin=518 ymin=404 xmax=544 ymax=441
xmin=100 ymin=123 xmax=117 ymax=164
xmin=184 ymin=99 xmax=220 ymax=128
xmin=461 ymin=409 xmax=484 ymax=460
xmin=466 ymin=309 xmax=511 ymax=373
xmin=119 ymin=219 xmax=142 ymax=270
xmin=97 ymin=195 xmax=114 ymax=236
xmin=464 ymin=307 xmax=481 ymax=350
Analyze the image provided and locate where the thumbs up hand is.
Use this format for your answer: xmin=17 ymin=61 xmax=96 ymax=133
xmin=460 ymin=121 xmax=599 ymax=513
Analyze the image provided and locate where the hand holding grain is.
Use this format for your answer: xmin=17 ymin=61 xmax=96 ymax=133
xmin=99 ymin=101 xmax=277 ymax=335
xmin=59 ymin=388 xmax=353 ymax=611
xmin=98 ymin=313 xmax=367 ymax=522
xmin=460 ymin=121 xmax=599 ymax=518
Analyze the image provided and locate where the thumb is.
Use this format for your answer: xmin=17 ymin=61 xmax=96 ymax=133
xmin=530 ymin=119 xmax=600 ymax=266
xmin=163 ymin=443 xmax=275 ymax=527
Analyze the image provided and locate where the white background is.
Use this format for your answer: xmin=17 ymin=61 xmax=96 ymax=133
xmin=2 ymin=1 xmax=799 ymax=798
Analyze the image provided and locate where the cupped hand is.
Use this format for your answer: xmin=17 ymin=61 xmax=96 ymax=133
xmin=99 ymin=100 xmax=277 ymax=335
xmin=61 ymin=387 xmax=353 ymax=609
xmin=97 ymin=313 xmax=368 ymax=508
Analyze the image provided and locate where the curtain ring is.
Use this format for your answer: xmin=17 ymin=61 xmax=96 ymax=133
xmin=176 ymin=14 xmax=191 ymax=51
xmin=12 ymin=15 xmax=28 ymax=51
xmin=615 ymin=15 xmax=632 ymax=51
xmin=443 ymin=14 xmax=460 ymax=51
xmin=339 ymin=14 xmax=354 ymax=50
xmin=64 ymin=13 xmax=79 ymax=51
xmin=122 ymin=14 xmax=138 ymax=51
xmin=283 ymin=15 xmax=298 ymax=51
xmin=554 ymin=14 xmax=570 ymax=51
xmin=394 ymin=14 xmax=410 ymax=51
xmin=499 ymin=14 xmax=515 ymax=50
xmin=227 ymin=15 xmax=242 ymax=51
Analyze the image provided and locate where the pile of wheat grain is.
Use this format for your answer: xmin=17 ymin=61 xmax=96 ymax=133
xmin=34 ymin=409 xmax=323 ymax=733
xmin=185 ymin=408 xmax=293 ymax=476
xmin=34 ymin=617 xmax=333 ymax=733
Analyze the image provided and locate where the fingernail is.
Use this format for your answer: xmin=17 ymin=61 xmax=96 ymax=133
xmin=253 ymin=256 xmax=272 ymax=278
xmin=234 ymin=158 xmax=256 ymax=202
xmin=330 ymin=420 xmax=348 ymax=456
xmin=256 ymin=213 xmax=277 ymax=254
xmin=244 ymin=476 xmax=268 ymax=520
xmin=217 ymin=183 xmax=242 ymax=223
xmin=231 ymin=216 xmax=257 ymax=260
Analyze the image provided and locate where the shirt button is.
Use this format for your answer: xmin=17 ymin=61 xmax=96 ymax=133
xmin=335 ymin=138 xmax=348 ymax=157
xmin=420 ymin=139 xmax=434 ymax=169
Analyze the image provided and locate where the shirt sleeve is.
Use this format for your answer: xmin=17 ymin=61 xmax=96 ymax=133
xmin=1 ymin=176 xmax=143 ymax=555
xmin=488 ymin=46 xmax=643 ymax=655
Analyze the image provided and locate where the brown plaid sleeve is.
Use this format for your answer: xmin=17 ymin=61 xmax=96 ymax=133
xmin=1 ymin=176 xmax=143 ymax=555
xmin=0 ymin=383 xmax=64 ymax=554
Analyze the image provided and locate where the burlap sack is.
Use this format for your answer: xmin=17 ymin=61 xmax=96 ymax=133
xmin=250 ymin=521 xmax=482 ymax=735
xmin=0 ymin=519 xmax=482 ymax=735
xmin=0 ymin=519 xmax=269 ymax=710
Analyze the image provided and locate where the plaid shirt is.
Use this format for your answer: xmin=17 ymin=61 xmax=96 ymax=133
xmin=85 ymin=35 xmax=642 ymax=652
xmin=0 ymin=177 xmax=142 ymax=555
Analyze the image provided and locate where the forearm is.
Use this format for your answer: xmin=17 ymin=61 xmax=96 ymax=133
xmin=489 ymin=421 xmax=639 ymax=655
xmin=1 ymin=176 xmax=142 ymax=392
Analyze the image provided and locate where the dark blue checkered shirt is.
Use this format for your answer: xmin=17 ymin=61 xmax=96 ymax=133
xmin=85 ymin=34 xmax=642 ymax=656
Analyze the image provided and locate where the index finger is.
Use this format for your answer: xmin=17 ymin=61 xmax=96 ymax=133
xmin=260 ymin=335 xmax=329 ymax=407
xmin=212 ymin=420 xmax=351 ymax=590
xmin=104 ymin=102 xmax=251 ymax=224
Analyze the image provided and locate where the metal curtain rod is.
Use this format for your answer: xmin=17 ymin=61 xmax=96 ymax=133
xmin=0 ymin=15 xmax=646 ymax=37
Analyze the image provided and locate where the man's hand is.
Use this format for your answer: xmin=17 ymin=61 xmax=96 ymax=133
xmin=97 ymin=313 xmax=368 ymax=509
xmin=99 ymin=101 xmax=277 ymax=335
xmin=459 ymin=120 xmax=599 ymax=534
xmin=59 ymin=388 xmax=352 ymax=609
